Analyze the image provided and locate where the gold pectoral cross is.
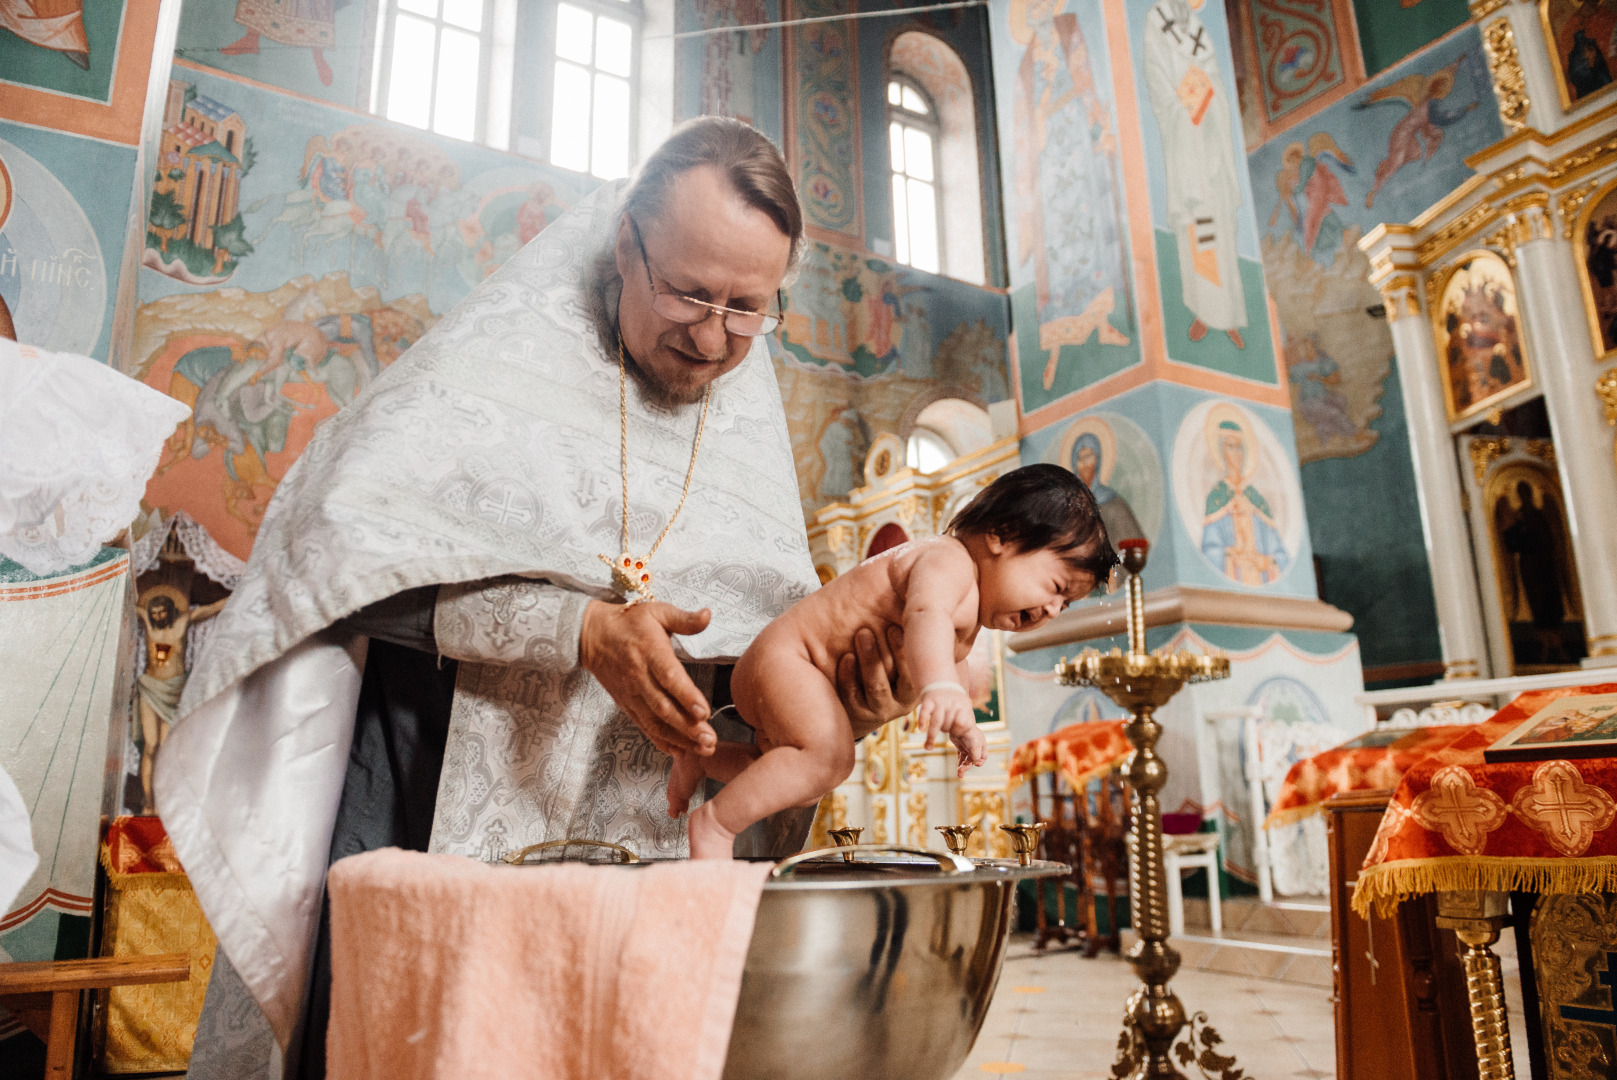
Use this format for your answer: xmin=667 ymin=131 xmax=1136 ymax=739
xmin=600 ymin=552 xmax=655 ymax=605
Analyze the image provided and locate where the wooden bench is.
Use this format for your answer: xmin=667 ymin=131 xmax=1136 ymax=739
xmin=0 ymin=954 xmax=190 ymax=1078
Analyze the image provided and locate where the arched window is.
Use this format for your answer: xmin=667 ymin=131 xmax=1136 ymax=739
xmin=887 ymin=32 xmax=986 ymax=285
xmin=888 ymin=75 xmax=942 ymax=275
xmin=905 ymin=397 xmax=992 ymax=473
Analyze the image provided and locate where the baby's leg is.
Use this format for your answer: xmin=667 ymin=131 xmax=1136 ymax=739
xmin=687 ymin=648 xmax=854 ymax=859
xmin=666 ymin=741 xmax=761 ymax=817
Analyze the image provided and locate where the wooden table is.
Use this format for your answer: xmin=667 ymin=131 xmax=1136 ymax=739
xmin=1326 ymin=790 xmax=1477 ymax=1080
xmin=0 ymin=954 xmax=190 ymax=1078
xmin=1351 ymin=683 xmax=1617 ymax=1080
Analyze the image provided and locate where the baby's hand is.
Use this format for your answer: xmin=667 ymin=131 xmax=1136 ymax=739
xmin=916 ymin=682 xmax=988 ymax=778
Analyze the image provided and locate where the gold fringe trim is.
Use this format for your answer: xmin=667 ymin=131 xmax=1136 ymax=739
xmin=1012 ymin=757 xmax=1127 ymax=792
xmin=1351 ymin=855 xmax=1617 ymax=918
xmin=1262 ymin=803 xmax=1325 ymax=830
xmin=100 ymin=844 xmax=193 ymax=892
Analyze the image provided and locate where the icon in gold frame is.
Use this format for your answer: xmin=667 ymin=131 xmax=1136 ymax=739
xmin=1572 ymin=176 xmax=1617 ymax=364
xmin=1430 ymin=249 xmax=1533 ymax=423
xmin=1538 ymin=0 xmax=1617 ymax=113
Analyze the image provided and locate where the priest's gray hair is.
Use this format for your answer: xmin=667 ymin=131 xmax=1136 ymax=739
xmin=620 ymin=116 xmax=804 ymax=274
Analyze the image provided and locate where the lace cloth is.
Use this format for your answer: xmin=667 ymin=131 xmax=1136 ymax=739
xmin=0 ymin=341 xmax=190 ymax=575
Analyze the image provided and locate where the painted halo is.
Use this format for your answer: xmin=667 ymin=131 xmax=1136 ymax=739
xmin=1171 ymin=399 xmax=1304 ymax=588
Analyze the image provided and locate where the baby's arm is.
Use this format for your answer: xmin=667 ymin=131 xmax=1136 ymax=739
xmin=899 ymin=545 xmax=987 ymax=776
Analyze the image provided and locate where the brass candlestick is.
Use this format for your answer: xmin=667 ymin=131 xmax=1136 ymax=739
xmin=827 ymin=827 xmax=863 ymax=862
xmin=1055 ymin=540 xmax=1237 ymax=1080
xmin=998 ymin=822 xmax=1045 ymax=866
xmin=935 ymin=824 xmax=977 ymax=857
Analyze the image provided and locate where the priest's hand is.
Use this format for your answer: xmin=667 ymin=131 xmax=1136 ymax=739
xmin=580 ymin=600 xmax=717 ymax=757
xmin=837 ymin=626 xmax=914 ymax=739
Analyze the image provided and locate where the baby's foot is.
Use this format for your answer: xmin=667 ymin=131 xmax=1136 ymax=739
xmin=952 ymin=726 xmax=988 ymax=778
xmin=687 ymin=801 xmax=739 ymax=859
xmin=668 ymin=751 xmax=703 ymax=818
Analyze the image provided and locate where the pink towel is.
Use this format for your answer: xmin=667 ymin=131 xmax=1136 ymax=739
xmin=326 ymin=849 xmax=772 ymax=1080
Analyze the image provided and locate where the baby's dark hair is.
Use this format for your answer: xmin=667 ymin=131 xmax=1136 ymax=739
xmin=946 ymin=463 xmax=1119 ymax=581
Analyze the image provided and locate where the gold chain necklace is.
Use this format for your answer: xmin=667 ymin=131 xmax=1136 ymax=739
xmin=598 ymin=339 xmax=712 ymax=604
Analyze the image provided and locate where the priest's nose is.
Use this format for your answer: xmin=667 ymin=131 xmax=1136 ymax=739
xmin=689 ymin=311 xmax=728 ymax=360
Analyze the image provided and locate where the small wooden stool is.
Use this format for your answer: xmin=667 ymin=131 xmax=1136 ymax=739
xmin=0 ymin=954 xmax=190 ymax=1078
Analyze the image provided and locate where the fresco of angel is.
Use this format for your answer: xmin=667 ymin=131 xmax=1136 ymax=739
xmin=1269 ymin=132 xmax=1354 ymax=262
xmin=1354 ymin=55 xmax=1478 ymax=210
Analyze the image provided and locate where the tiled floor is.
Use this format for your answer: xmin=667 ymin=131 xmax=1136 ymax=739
xmin=952 ymin=896 xmax=1530 ymax=1080
xmin=954 ymin=936 xmax=1338 ymax=1079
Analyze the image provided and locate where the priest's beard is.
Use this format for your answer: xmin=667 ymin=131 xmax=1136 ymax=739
xmin=624 ymin=340 xmax=724 ymax=408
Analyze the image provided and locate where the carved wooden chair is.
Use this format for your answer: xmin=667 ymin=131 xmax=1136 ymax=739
xmin=1030 ymin=766 xmax=1127 ymax=955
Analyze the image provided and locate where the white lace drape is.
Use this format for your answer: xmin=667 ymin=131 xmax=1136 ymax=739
xmin=0 ymin=341 xmax=190 ymax=575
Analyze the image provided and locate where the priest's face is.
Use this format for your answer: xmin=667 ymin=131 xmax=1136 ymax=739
xmin=615 ymin=165 xmax=792 ymax=405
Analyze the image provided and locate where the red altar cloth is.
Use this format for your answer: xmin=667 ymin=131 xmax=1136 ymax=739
xmin=1352 ymin=684 xmax=1617 ymax=917
xmin=1264 ymin=725 xmax=1475 ymax=828
xmin=1010 ymin=720 xmax=1131 ymax=792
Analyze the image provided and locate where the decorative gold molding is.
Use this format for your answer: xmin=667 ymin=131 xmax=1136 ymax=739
xmin=1469 ymin=436 xmax=1512 ymax=483
xmin=825 ymin=524 xmax=855 ymax=555
xmin=1525 ymin=438 xmax=1556 ymax=467
xmin=1418 ymin=202 xmax=1499 ymax=265
xmin=1558 ymin=178 xmax=1605 ymax=239
xmin=1547 ymin=134 xmax=1617 ymax=185
xmin=1425 ymin=272 xmax=1447 ymax=320
xmin=1482 ymin=225 xmax=1519 ymax=266
xmin=1598 ymin=367 xmax=1617 ymax=424
xmin=1378 ymin=274 xmax=1421 ymax=320
xmin=1482 ymin=196 xmax=1552 ymax=262
xmin=1470 ymin=0 xmax=1508 ymax=17
xmin=1482 ymin=17 xmax=1531 ymax=132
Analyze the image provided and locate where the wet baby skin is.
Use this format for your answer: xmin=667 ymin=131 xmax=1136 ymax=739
xmin=669 ymin=532 xmax=1099 ymax=858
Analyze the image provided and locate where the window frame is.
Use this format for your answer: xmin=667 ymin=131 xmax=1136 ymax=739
xmin=537 ymin=0 xmax=644 ymax=179
xmin=369 ymin=0 xmax=645 ymax=173
xmin=373 ymin=0 xmax=498 ymax=144
xmin=886 ymin=73 xmax=946 ymax=275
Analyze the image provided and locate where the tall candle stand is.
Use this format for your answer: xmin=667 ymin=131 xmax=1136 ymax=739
xmin=1055 ymin=539 xmax=1243 ymax=1080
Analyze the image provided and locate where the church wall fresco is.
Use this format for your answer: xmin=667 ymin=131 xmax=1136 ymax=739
xmin=1245 ymin=24 xmax=1501 ymax=677
xmin=132 ymin=63 xmax=597 ymax=562
xmin=675 ymin=0 xmax=785 ymax=144
xmin=1129 ymin=0 xmax=1277 ymax=386
xmin=784 ymin=0 xmax=864 ymax=241
xmin=989 ymin=0 xmax=1142 ymax=415
xmin=173 ymin=0 xmax=372 ymax=107
xmin=0 ymin=121 xmax=137 ymax=362
xmin=677 ymin=0 xmax=1015 ymax=514
xmin=1349 ymin=0 xmax=1470 ymax=78
xmin=0 ymin=0 xmax=164 ymax=143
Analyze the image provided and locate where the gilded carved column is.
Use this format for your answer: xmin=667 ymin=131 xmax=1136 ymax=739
xmin=1469 ymin=0 xmax=1559 ymax=135
xmin=1510 ymin=200 xmax=1617 ymax=663
xmin=1373 ymin=266 xmax=1493 ymax=677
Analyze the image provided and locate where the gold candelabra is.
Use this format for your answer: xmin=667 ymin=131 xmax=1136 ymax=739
xmin=1054 ymin=540 xmax=1239 ymax=1080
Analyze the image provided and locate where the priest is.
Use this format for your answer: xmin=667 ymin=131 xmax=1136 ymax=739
xmin=158 ymin=117 xmax=910 ymax=1078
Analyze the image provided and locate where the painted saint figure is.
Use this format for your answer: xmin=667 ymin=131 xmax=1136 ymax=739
xmin=1142 ymin=0 xmax=1247 ymax=348
xmin=1071 ymin=431 xmax=1144 ymax=545
xmin=1009 ymin=0 xmax=1132 ymax=390
xmin=0 ymin=0 xmax=88 ymax=68
xmin=135 ymin=586 xmax=226 ymax=814
xmin=1201 ymin=417 xmax=1288 ymax=585
xmin=220 ymin=0 xmax=343 ymax=87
